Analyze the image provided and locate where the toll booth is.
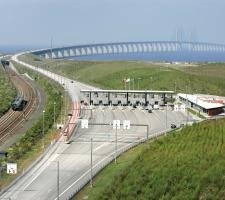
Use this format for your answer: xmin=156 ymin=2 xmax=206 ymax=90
xmin=80 ymin=89 xmax=174 ymax=106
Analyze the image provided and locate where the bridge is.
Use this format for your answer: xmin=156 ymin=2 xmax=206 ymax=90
xmin=33 ymin=41 xmax=225 ymax=62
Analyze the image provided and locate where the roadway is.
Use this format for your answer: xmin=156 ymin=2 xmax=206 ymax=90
xmin=0 ymin=53 xmax=194 ymax=200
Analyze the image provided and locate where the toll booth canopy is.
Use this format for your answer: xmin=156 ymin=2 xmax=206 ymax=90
xmin=80 ymin=89 xmax=174 ymax=106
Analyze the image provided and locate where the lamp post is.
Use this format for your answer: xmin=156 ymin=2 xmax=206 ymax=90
xmin=42 ymin=110 xmax=45 ymax=149
xmin=57 ymin=160 xmax=59 ymax=200
xmin=60 ymin=95 xmax=63 ymax=124
xmin=138 ymin=77 xmax=141 ymax=90
xmin=51 ymin=160 xmax=60 ymax=200
xmin=115 ymin=125 xmax=118 ymax=164
xmin=132 ymin=78 xmax=135 ymax=90
xmin=90 ymin=138 xmax=93 ymax=187
xmin=54 ymin=102 xmax=56 ymax=128
xmin=166 ymin=104 xmax=168 ymax=129
xmin=64 ymin=88 xmax=67 ymax=124
xmin=186 ymin=85 xmax=188 ymax=124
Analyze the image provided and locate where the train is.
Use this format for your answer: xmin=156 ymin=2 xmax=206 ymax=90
xmin=11 ymin=96 xmax=27 ymax=111
xmin=1 ymin=60 xmax=10 ymax=66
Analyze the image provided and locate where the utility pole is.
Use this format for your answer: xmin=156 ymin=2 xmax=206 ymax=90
xmin=115 ymin=126 xmax=118 ymax=164
xmin=42 ymin=110 xmax=45 ymax=149
xmin=54 ymin=102 xmax=56 ymax=128
xmin=61 ymin=95 xmax=63 ymax=124
xmin=166 ymin=104 xmax=168 ymax=129
xmin=51 ymin=37 xmax=53 ymax=59
xmin=56 ymin=160 xmax=59 ymax=200
xmin=90 ymin=138 xmax=93 ymax=187
xmin=64 ymin=88 xmax=67 ymax=124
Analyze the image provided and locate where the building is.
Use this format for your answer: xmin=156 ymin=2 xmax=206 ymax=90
xmin=80 ymin=89 xmax=174 ymax=106
xmin=178 ymin=93 xmax=225 ymax=116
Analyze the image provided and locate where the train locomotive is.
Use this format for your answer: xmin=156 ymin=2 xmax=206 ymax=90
xmin=11 ymin=96 xmax=27 ymax=111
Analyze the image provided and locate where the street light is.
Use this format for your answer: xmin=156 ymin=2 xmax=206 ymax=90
xmin=64 ymin=88 xmax=67 ymax=124
xmin=51 ymin=160 xmax=60 ymax=200
xmin=54 ymin=102 xmax=56 ymax=128
xmin=90 ymin=138 xmax=93 ymax=187
xmin=60 ymin=95 xmax=63 ymax=124
xmin=113 ymin=120 xmax=121 ymax=164
xmin=115 ymin=126 xmax=118 ymax=164
xmin=42 ymin=110 xmax=45 ymax=149
xmin=57 ymin=160 xmax=59 ymax=200
xmin=138 ymin=77 xmax=142 ymax=90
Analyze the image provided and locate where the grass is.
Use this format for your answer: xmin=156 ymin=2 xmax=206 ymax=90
xmin=74 ymin=119 xmax=225 ymax=200
xmin=19 ymin=54 xmax=225 ymax=199
xmin=187 ymin=108 xmax=206 ymax=119
xmin=0 ymin=63 xmax=16 ymax=117
xmin=19 ymin=54 xmax=225 ymax=96
xmin=74 ymin=141 xmax=149 ymax=200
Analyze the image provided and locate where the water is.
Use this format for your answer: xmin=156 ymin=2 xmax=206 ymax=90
xmin=69 ymin=52 xmax=225 ymax=62
xmin=0 ymin=45 xmax=46 ymax=54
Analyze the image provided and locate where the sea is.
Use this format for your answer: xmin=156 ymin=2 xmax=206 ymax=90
xmin=1 ymin=45 xmax=225 ymax=62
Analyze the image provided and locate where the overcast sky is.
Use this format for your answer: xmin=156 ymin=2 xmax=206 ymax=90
xmin=0 ymin=0 xmax=225 ymax=48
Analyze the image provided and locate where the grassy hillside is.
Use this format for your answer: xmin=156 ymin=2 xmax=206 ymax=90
xmin=75 ymin=119 xmax=225 ymax=200
xmin=0 ymin=64 xmax=16 ymax=116
xmin=20 ymin=54 xmax=225 ymax=96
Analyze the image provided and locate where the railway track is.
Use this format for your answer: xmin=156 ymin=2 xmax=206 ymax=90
xmin=0 ymin=65 xmax=38 ymax=143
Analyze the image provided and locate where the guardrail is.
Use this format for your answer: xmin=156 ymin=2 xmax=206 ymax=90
xmin=63 ymin=128 xmax=173 ymax=200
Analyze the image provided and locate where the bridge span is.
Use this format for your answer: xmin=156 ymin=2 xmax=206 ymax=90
xmin=33 ymin=41 xmax=225 ymax=62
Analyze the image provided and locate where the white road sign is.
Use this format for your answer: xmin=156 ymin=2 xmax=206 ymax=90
xmin=57 ymin=124 xmax=64 ymax=129
xmin=113 ymin=120 xmax=120 ymax=129
xmin=81 ymin=119 xmax=89 ymax=129
xmin=174 ymin=104 xmax=179 ymax=112
xmin=7 ymin=163 xmax=17 ymax=174
xmin=180 ymin=104 xmax=186 ymax=112
xmin=123 ymin=120 xmax=130 ymax=130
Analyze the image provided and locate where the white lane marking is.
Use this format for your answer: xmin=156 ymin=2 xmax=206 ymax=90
xmin=93 ymin=142 xmax=109 ymax=153
xmin=54 ymin=142 xmax=134 ymax=200
xmin=22 ymin=154 xmax=59 ymax=190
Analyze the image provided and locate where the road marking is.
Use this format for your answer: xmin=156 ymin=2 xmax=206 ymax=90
xmin=53 ymin=142 xmax=134 ymax=200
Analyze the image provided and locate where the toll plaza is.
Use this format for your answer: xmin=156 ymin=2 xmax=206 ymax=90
xmin=80 ymin=89 xmax=174 ymax=106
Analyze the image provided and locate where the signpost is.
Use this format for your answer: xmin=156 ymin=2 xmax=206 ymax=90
xmin=123 ymin=120 xmax=130 ymax=130
xmin=81 ymin=119 xmax=92 ymax=187
xmin=7 ymin=163 xmax=17 ymax=174
xmin=81 ymin=119 xmax=89 ymax=129
xmin=113 ymin=120 xmax=121 ymax=164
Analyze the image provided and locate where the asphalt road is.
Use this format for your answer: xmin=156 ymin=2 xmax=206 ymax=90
xmin=0 ymin=53 xmax=194 ymax=200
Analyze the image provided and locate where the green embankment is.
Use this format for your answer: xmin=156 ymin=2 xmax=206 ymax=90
xmin=75 ymin=119 xmax=225 ymax=200
xmin=0 ymin=63 xmax=16 ymax=117
xmin=20 ymin=54 xmax=225 ymax=199
xmin=20 ymin=54 xmax=225 ymax=96
xmin=0 ymin=62 xmax=69 ymax=189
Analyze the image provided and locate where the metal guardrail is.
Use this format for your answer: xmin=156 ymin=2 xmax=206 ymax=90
xmin=62 ymin=129 xmax=173 ymax=200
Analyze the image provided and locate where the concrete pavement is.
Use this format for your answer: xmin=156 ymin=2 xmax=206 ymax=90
xmin=0 ymin=53 xmax=195 ymax=200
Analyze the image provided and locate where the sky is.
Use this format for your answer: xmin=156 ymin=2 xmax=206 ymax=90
xmin=0 ymin=0 xmax=225 ymax=48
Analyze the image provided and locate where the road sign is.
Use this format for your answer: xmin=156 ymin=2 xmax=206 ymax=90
xmin=180 ymin=104 xmax=186 ymax=112
xmin=7 ymin=163 xmax=17 ymax=174
xmin=113 ymin=120 xmax=120 ymax=129
xmin=123 ymin=120 xmax=130 ymax=130
xmin=57 ymin=124 xmax=64 ymax=129
xmin=174 ymin=104 xmax=179 ymax=112
xmin=81 ymin=119 xmax=89 ymax=129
